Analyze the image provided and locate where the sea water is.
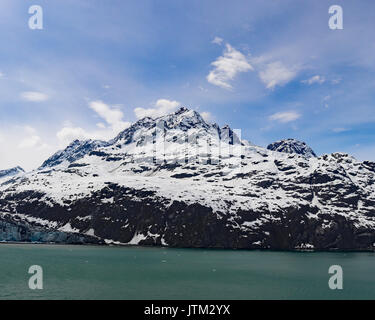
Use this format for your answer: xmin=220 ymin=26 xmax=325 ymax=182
xmin=0 ymin=244 xmax=374 ymax=300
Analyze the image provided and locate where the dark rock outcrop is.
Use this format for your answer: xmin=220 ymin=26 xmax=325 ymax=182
xmin=267 ymin=139 xmax=317 ymax=158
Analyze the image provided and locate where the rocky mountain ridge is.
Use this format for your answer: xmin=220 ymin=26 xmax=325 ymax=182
xmin=0 ymin=166 xmax=25 ymax=180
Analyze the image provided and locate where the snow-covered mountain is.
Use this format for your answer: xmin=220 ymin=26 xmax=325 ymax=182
xmin=0 ymin=166 xmax=25 ymax=180
xmin=40 ymin=139 xmax=108 ymax=169
xmin=1 ymin=107 xmax=374 ymax=250
xmin=267 ymin=138 xmax=317 ymax=158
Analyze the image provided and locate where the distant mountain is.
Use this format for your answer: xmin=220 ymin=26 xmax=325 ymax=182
xmin=0 ymin=166 xmax=25 ymax=179
xmin=0 ymin=107 xmax=374 ymax=250
xmin=267 ymin=138 xmax=317 ymax=158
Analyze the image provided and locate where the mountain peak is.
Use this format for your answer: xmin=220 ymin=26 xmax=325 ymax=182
xmin=157 ymin=107 xmax=209 ymax=131
xmin=267 ymin=138 xmax=317 ymax=158
xmin=40 ymin=139 xmax=108 ymax=169
xmin=0 ymin=166 xmax=25 ymax=179
xmin=175 ymin=106 xmax=190 ymax=115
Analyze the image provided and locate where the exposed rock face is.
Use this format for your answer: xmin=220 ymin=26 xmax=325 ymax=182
xmin=267 ymin=139 xmax=317 ymax=158
xmin=0 ymin=108 xmax=374 ymax=250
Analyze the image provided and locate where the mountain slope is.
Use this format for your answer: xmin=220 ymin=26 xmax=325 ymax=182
xmin=0 ymin=166 xmax=25 ymax=180
xmin=0 ymin=108 xmax=374 ymax=250
xmin=40 ymin=139 xmax=108 ymax=169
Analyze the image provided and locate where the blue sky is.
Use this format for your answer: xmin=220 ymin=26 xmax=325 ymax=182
xmin=1 ymin=0 xmax=375 ymax=170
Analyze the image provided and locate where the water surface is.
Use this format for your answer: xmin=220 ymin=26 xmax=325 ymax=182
xmin=0 ymin=244 xmax=374 ymax=299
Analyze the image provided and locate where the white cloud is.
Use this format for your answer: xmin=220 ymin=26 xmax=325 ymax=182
xmin=18 ymin=135 xmax=41 ymax=148
xmin=56 ymin=124 xmax=122 ymax=147
xmin=200 ymin=111 xmax=212 ymax=122
xmin=211 ymin=37 xmax=223 ymax=45
xmin=207 ymin=44 xmax=253 ymax=89
xmin=269 ymin=111 xmax=301 ymax=123
xmin=134 ymin=99 xmax=181 ymax=119
xmin=17 ymin=126 xmax=48 ymax=149
xmin=57 ymin=101 xmax=131 ymax=146
xmin=322 ymin=95 xmax=331 ymax=108
xmin=302 ymin=75 xmax=325 ymax=85
xmin=56 ymin=127 xmax=92 ymax=146
xmin=0 ymin=129 xmax=54 ymax=171
xmin=24 ymin=125 xmax=37 ymax=135
xmin=0 ymin=126 xmax=53 ymax=171
xmin=258 ymin=61 xmax=297 ymax=89
xmin=89 ymin=100 xmax=130 ymax=133
xmin=20 ymin=91 xmax=49 ymax=102
xmin=96 ymin=122 xmax=106 ymax=129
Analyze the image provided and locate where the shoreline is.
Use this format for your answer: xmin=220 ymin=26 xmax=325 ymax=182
xmin=1 ymin=241 xmax=374 ymax=253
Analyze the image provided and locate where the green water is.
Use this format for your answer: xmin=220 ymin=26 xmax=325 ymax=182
xmin=0 ymin=244 xmax=374 ymax=300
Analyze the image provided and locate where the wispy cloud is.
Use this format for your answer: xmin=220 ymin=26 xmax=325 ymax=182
xmin=20 ymin=91 xmax=49 ymax=102
xmin=331 ymin=78 xmax=342 ymax=85
xmin=302 ymin=75 xmax=325 ymax=85
xmin=269 ymin=111 xmax=301 ymax=123
xmin=207 ymin=44 xmax=253 ymax=89
xmin=258 ymin=61 xmax=297 ymax=90
xmin=211 ymin=37 xmax=223 ymax=45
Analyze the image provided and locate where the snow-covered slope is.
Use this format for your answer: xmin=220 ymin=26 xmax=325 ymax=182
xmin=0 ymin=166 xmax=25 ymax=181
xmin=0 ymin=108 xmax=374 ymax=250
xmin=40 ymin=139 xmax=108 ymax=169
